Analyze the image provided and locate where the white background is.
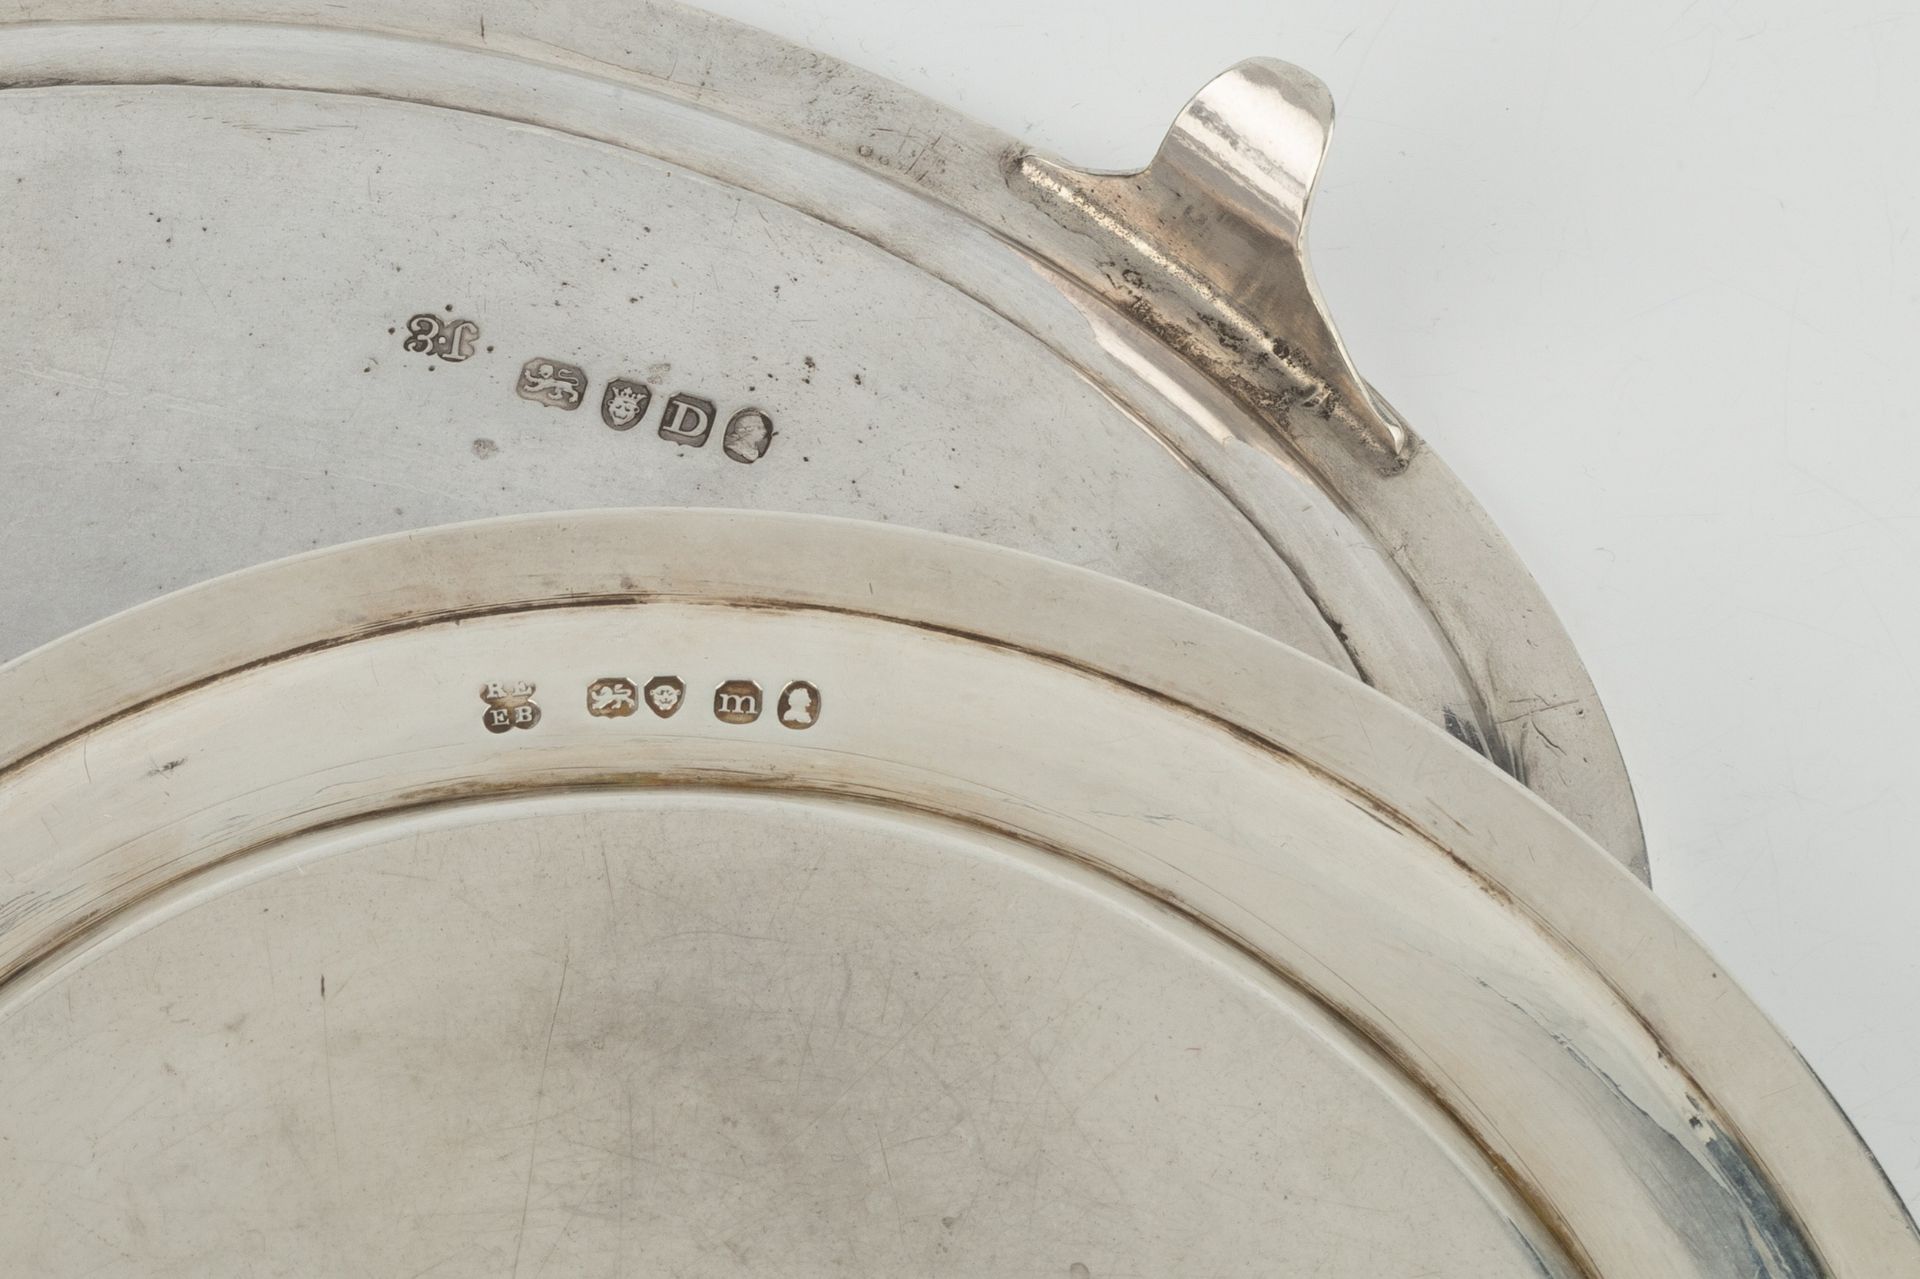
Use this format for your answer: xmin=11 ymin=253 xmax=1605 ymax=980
xmin=696 ymin=0 xmax=1920 ymax=1210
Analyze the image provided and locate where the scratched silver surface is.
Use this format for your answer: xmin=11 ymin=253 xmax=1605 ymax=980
xmin=0 ymin=797 xmax=1561 ymax=1277
xmin=0 ymin=2 xmax=1648 ymax=877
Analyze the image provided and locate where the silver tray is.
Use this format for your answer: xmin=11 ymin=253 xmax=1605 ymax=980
xmin=0 ymin=510 xmax=1911 ymax=1276
xmin=0 ymin=0 xmax=1644 ymax=877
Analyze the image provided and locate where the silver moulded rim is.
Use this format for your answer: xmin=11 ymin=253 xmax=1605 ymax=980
xmin=0 ymin=0 xmax=1648 ymax=878
xmin=0 ymin=508 xmax=1912 ymax=1277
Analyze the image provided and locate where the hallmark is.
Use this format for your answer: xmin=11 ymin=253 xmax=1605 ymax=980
xmin=644 ymin=676 xmax=686 ymax=719
xmin=777 ymin=681 xmax=821 ymax=729
xmin=601 ymin=379 xmax=653 ymax=430
xmin=713 ymin=680 xmax=763 ymax=725
xmin=507 ymin=353 xmax=774 ymax=462
xmin=657 ymin=393 xmax=717 ymax=446
xmin=723 ymin=409 xmax=775 ymax=464
xmin=587 ymin=677 xmax=639 ymax=718
xmin=516 ymin=358 xmax=587 ymax=410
